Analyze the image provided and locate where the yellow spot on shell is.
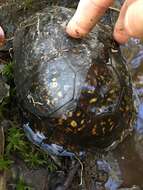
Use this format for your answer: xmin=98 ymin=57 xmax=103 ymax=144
xmin=81 ymin=120 xmax=84 ymax=124
xmin=88 ymin=90 xmax=94 ymax=94
xmin=125 ymin=106 xmax=129 ymax=111
xmin=92 ymin=127 xmax=96 ymax=135
xmin=71 ymin=120 xmax=77 ymax=128
xmin=67 ymin=111 xmax=73 ymax=117
xmin=107 ymin=98 xmax=112 ymax=102
xmin=101 ymin=122 xmax=106 ymax=126
xmin=76 ymin=112 xmax=81 ymax=117
xmin=89 ymin=98 xmax=97 ymax=104
xmin=109 ymin=89 xmax=115 ymax=94
xmin=78 ymin=128 xmax=83 ymax=131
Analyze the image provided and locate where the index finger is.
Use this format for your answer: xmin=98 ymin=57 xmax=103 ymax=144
xmin=66 ymin=0 xmax=114 ymax=38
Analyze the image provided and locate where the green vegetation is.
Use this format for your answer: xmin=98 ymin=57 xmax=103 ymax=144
xmin=2 ymin=61 xmax=14 ymax=82
xmin=0 ymin=156 xmax=13 ymax=170
xmin=6 ymin=127 xmax=27 ymax=155
xmin=23 ymin=0 xmax=34 ymax=10
xmin=23 ymin=147 xmax=58 ymax=170
xmin=5 ymin=125 xmax=57 ymax=171
xmin=0 ymin=123 xmax=57 ymax=189
xmin=24 ymin=151 xmax=48 ymax=168
xmin=16 ymin=177 xmax=32 ymax=190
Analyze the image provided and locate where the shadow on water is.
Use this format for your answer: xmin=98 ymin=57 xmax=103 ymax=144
xmin=101 ymin=39 xmax=143 ymax=190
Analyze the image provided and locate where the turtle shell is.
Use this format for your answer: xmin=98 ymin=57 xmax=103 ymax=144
xmin=13 ymin=6 xmax=135 ymax=155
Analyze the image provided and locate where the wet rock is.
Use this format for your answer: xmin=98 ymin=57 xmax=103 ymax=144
xmin=7 ymin=158 xmax=49 ymax=190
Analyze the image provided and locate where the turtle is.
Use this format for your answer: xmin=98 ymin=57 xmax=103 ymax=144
xmin=1 ymin=4 xmax=135 ymax=157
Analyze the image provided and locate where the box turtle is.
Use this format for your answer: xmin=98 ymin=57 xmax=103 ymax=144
xmin=13 ymin=6 xmax=135 ymax=157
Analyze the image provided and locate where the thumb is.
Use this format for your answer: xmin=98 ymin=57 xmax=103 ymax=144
xmin=0 ymin=26 xmax=5 ymax=46
xmin=124 ymin=0 xmax=143 ymax=38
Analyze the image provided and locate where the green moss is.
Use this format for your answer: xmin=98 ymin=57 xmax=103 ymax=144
xmin=6 ymin=127 xmax=28 ymax=155
xmin=0 ymin=156 xmax=13 ymax=170
xmin=24 ymin=151 xmax=48 ymax=168
xmin=2 ymin=61 xmax=14 ymax=82
xmin=5 ymin=124 xmax=57 ymax=171
xmin=16 ymin=177 xmax=32 ymax=190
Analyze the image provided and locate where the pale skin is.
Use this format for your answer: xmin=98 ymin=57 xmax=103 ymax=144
xmin=0 ymin=0 xmax=143 ymax=46
xmin=66 ymin=0 xmax=143 ymax=44
xmin=0 ymin=26 xmax=5 ymax=46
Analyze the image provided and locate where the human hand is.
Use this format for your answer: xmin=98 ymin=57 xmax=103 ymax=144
xmin=66 ymin=0 xmax=143 ymax=44
xmin=0 ymin=26 xmax=5 ymax=46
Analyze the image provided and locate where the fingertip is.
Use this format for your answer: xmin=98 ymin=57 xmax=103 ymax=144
xmin=124 ymin=0 xmax=143 ymax=38
xmin=0 ymin=26 xmax=5 ymax=46
xmin=66 ymin=19 xmax=88 ymax=38
xmin=113 ymin=26 xmax=129 ymax=44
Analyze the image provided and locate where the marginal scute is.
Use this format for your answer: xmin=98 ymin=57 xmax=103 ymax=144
xmin=14 ymin=6 xmax=135 ymax=154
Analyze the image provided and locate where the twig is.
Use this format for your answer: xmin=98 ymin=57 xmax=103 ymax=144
xmin=74 ymin=155 xmax=83 ymax=186
xmin=109 ymin=6 xmax=120 ymax=12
